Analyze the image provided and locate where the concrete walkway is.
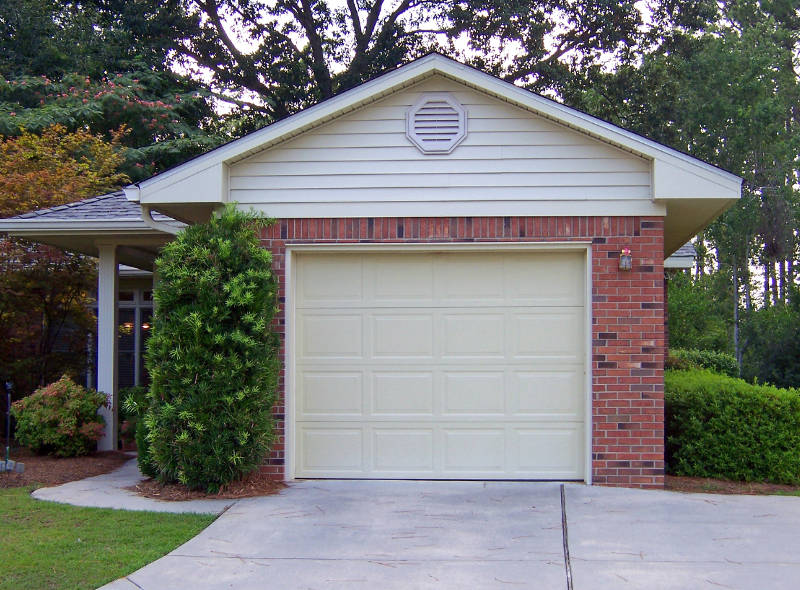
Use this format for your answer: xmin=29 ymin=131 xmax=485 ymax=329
xmin=94 ymin=477 xmax=800 ymax=590
xmin=32 ymin=458 xmax=233 ymax=514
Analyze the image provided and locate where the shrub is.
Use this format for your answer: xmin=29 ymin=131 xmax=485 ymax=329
xmin=143 ymin=205 xmax=280 ymax=492
xmin=667 ymin=348 xmax=738 ymax=377
xmin=11 ymin=375 xmax=107 ymax=457
xmin=665 ymin=368 xmax=800 ymax=484
xmin=121 ymin=386 xmax=157 ymax=477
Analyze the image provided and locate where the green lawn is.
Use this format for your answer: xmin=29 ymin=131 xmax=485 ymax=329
xmin=0 ymin=487 xmax=215 ymax=590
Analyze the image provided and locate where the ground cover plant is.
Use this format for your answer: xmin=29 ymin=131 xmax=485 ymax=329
xmin=0 ymin=487 xmax=214 ymax=590
xmin=665 ymin=368 xmax=800 ymax=484
xmin=142 ymin=205 xmax=280 ymax=492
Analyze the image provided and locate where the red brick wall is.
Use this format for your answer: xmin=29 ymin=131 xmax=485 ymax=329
xmin=259 ymin=216 xmax=665 ymax=488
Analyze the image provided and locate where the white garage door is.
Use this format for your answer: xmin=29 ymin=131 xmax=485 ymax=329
xmin=292 ymin=249 xmax=587 ymax=480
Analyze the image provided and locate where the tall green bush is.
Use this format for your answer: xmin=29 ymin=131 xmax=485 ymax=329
xmin=11 ymin=375 xmax=107 ymax=457
xmin=143 ymin=205 xmax=280 ymax=492
xmin=665 ymin=368 xmax=800 ymax=484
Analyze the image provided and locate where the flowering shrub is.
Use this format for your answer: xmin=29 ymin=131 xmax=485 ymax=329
xmin=11 ymin=375 xmax=107 ymax=457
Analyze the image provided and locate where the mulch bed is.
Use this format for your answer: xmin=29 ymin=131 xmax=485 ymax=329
xmin=130 ymin=470 xmax=285 ymax=501
xmin=665 ymin=475 xmax=800 ymax=496
xmin=0 ymin=447 xmax=131 ymax=488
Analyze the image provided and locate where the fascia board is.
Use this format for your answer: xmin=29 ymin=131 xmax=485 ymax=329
xmin=0 ymin=220 xmax=174 ymax=235
xmin=129 ymin=53 xmax=742 ymax=201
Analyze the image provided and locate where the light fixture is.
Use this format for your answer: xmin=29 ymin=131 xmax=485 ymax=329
xmin=619 ymin=247 xmax=632 ymax=271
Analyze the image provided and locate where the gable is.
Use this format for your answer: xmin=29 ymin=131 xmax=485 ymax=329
xmin=228 ymin=76 xmax=655 ymax=218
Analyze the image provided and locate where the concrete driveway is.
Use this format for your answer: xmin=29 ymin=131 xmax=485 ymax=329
xmin=103 ymin=480 xmax=800 ymax=590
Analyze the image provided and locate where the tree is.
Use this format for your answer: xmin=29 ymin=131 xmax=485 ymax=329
xmin=143 ymin=206 xmax=280 ymax=491
xmin=568 ymin=0 xmax=800 ymax=375
xmin=0 ymin=1 xmax=222 ymax=179
xmin=0 ymin=126 xmax=128 ymax=402
xmin=667 ymin=272 xmax=732 ymax=354
xmin=171 ymin=0 xmax=644 ymax=126
xmin=0 ymin=125 xmax=128 ymax=217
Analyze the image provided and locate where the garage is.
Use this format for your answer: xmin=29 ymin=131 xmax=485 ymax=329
xmin=290 ymin=247 xmax=589 ymax=480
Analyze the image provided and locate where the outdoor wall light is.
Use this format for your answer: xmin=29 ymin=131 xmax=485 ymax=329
xmin=619 ymin=247 xmax=633 ymax=271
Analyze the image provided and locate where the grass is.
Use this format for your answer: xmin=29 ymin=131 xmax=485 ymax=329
xmin=0 ymin=487 xmax=215 ymax=590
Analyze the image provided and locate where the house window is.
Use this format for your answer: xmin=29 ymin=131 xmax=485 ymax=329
xmin=86 ymin=288 xmax=154 ymax=391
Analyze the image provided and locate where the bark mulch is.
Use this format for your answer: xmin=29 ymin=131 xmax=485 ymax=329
xmin=665 ymin=475 xmax=800 ymax=496
xmin=130 ymin=470 xmax=285 ymax=501
xmin=0 ymin=447 xmax=131 ymax=488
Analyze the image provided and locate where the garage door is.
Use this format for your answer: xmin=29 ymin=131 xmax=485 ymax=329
xmin=292 ymin=249 xmax=587 ymax=480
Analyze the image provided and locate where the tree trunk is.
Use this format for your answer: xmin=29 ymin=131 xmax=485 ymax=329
xmin=743 ymin=264 xmax=753 ymax=310
xmin=771 ymin=263 xmax=779 ymax=306
xmin=779 ymin=259 xmax=786 ymax=303
xmin=764 ymin=261 xmax=771 ymax=306
xmin=733 ymin=261 xmax=741 ymax=376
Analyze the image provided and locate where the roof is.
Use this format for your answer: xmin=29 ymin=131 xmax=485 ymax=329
xmin=664 ymin=242 xmax=696 ymax=269
xmin=672 ymin=243 xmax=696 ymax=258
xmin=11 ymin=192 xmax=173 ymax=222
xmin=0 ymin=192 xmax=180 ymax=270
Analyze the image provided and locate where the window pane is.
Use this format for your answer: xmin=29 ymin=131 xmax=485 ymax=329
xmin=139 ymin=309 xmax=153 ymax=386
xmin=118 ymin=309 xmax=136 ymax=389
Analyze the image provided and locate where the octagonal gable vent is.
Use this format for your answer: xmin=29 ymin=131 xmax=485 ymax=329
xmin=406 ymin=93 xmax=467 ymax=154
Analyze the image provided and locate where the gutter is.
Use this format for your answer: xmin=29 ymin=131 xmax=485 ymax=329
xmin=141 ymin=205 xmax=180 ymax=235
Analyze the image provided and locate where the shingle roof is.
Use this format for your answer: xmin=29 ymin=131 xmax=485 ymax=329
xmin=672 ymin=242 xmax=696 ymax=258
xmin=11 ymin=192 xmax=173 ymax=222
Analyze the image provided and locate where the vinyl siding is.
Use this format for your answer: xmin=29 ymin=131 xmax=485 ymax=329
xmin=229 ymin=76 xmax=651 ymax=211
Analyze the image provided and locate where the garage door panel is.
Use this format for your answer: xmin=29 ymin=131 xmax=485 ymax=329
xmin=441 ymin=313 xmax=505 ymax=357
xmin=441 ymin=254 xmax=505 ymax=302
xmin=372 ymin=372 xmax=435 ymax=414
xmin=298 ymin=254 xmax=363 ymax=306
xmin=513 ymin=311 xmax=583 ymax=357
xmin=298 ymin=428 xmax=363 ymax=473
xmin=443 ymin=429 xmax=506 ymax=472
xmin=298 ymin=371 xmax=363 ymax=417
xmin=372 ymin=429 xmax=434 ymax=472
xmin=512 ymin=370 xmax=583 ymax=417
xmin=372 ymin=313 xmax=434 ymax=357
xmin=512 ymin=428 xmax=583 ymax=477
xmin=293 ymin=250 xmax=587 ymax=480
xmin=370 ymin=255 xmax=435 ymax=304
xmin=505 ymin=252 xmax=585 ymax=306
xmin=442 ymin=371 xmax=505 ymax=414
xmin=299 ymin=314 xmax=363 ymax=358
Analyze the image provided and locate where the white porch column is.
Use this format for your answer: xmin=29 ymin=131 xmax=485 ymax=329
xmin=96 ymin=244 xmax=119 ymax=451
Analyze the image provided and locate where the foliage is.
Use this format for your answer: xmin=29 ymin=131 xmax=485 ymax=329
xmin=0 ymin=125 xmax=126 ymax=402
xmin=665 ymin=368 xmax=800 ymax=484
xmin=10 ymin=375 xmax=107 ymax=457
xmin=740 ymin=299 xmax=800 ymax=389
xmin=0 ymin=72 xmax=220 ymax=180
xmin=143 ymin=205 xmax=280 ymax=492
xmin=667 ymin=349 xmax=738 ymax=378
xmin=121 ymin=386 xmax=158 ymax=477
xmin=667 ymin=272 xmax=732 ymax=353
xmin=0 ymin=487 xmax=213 ymax=590
xmin=0 ymin=0 xmax=184 ymax=79
xmin=169 ymin=0 xmax=642 ymax=126
xmin=0 ymin=125 xmax=128 ymax=217
xmin=0 ymin=241 xmax=96 ymax=401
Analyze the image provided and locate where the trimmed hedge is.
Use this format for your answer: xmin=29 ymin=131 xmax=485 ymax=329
xmin=666 ymin=348 xmax=738 ymax=377
xmin=665 ymin=368 xmax=800 ymax=484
